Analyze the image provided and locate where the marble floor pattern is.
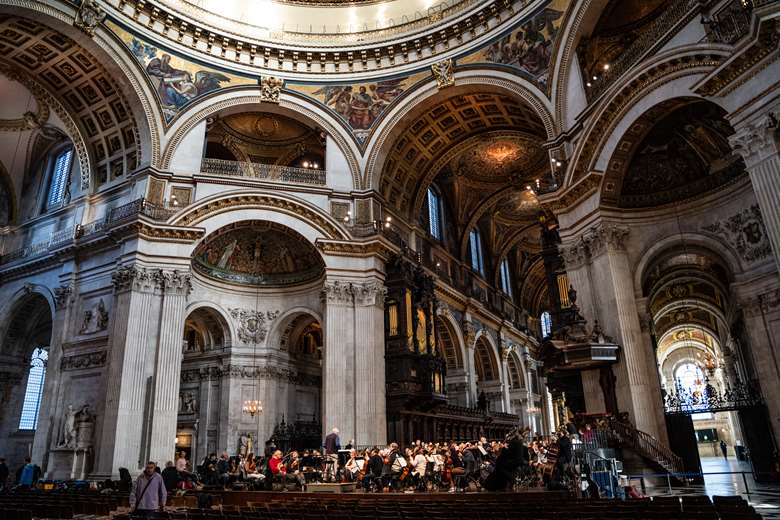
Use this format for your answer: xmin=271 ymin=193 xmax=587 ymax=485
xmin=638 ymin=457 xmax=780 ymax=518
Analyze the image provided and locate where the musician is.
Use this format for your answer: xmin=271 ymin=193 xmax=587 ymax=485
xmin=268 ymin=450 xmax=298 ymax=489
xmin=324 ymin=428 xmax=341 ymax=481
xmin=411 ymin=447 xmax=428 ymax=489
xmin=285 ymin=450 xmax=306 ymax=490
xmin=344 ymin=449 xmax=360 ymax=480
xmin=364 ymin=448 xmax=384 ymax=491
xmin=483 ymin=428 xmax=528 ymax=491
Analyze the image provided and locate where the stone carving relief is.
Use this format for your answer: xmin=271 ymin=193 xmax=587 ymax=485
xmin=112 ymin=265 xmax=192 ymax=294
xmin=61 ymin=350 xmax=107 ymax=371
xmin=57 ymin=404 xmax=95 ymax=449
xmin=431 ymin=58 xmax=455 ymax=89
xmin=703 ymin=204 xmax=771 ymax=263
xmin=79 ymin=298 xmax=109 ymax=335
xmin=179 ymin=391 xmax=198 ymax=414
xmin=73 ymin=0 xmax=106 ymax=37
xmin=729 ymin=113 xmax=777 ymax=166
xmin=181 ymin=364 xmax=321 ymax=387
xmin=259 ymin=76 xmax=284 ymax=103
xmin=54 ymin=284 xmax=73 ymax=310
xmin=229 ymin=308 xmax=280 ymax=344
xmin=561 ymin=223 xmax=630 ymax=269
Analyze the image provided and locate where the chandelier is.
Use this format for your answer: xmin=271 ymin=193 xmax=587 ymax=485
xmin=243 ymin=399 xmax=263 ymax=417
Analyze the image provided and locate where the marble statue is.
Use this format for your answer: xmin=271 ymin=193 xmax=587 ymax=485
xmin=58 ymin=405 xmax=77 ymax=448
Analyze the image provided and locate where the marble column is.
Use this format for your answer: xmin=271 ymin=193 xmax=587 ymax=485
xmin=95 ymin=266 xmax=161 ymax=477
xmin=563 ymin=224 xmax=666 ymax=443
xmin=353 ymin=281 xmax=388 ymax=447
xmin=148 ymin=271 xmax=191 ymax=465
xmin=739 ymin=290 xmax=780 ymax=441
xmin=730 ymin=113 xmax=780 ymax=273
xmin=321 ymin=280 xmax=356 ymax=445
xmin=32 ymin=283 xmax=75 ymax=474
xmin=462 ymin=319 xmax=477 ymax=406
xmin=499 ymin=344 xmax=512 ymax=414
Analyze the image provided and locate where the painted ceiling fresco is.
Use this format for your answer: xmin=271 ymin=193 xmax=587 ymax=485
xmin=620 ymin=101 xmax=745 ymax=208
xmin=192 ymin=221 xmax=325 ymax=286
xmin=109 ymin=0 xmax=569 ymax=135
xmin=110 ymin=22 xmax=253 ymax=122
xmin=460 ymin=0 xmax=568 ymax=90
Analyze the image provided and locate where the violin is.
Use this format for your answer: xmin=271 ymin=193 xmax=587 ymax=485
xmin=357 ymin=454 xmax=369 ymax=481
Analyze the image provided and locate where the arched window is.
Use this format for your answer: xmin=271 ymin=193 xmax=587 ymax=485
xmin=18 ymin=347 xmax=48 ymax=430
xmin=46 ymin=147 xmax=73 ymax=210
xmin=426 ymin=187 xmax=443 ymax=241
xmin=469 ymin=228 xmax=485 ymax=276
xmin=675 ymin=362 xmax=705 ymax=394
xmin=541 ymin=311 xmax=552 ymax=338
xmin=499 ymin=258 xmax=513 ymax=297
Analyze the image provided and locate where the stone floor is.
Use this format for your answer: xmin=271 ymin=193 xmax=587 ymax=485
xmin=640 ymin=457 xmax=780 ymax=519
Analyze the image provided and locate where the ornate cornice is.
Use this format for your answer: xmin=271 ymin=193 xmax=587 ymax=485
xmin=61 ymin=350 xmax=107 ymax=371
xmin=181 ymin=364 xmax=320 ymax=386
xmin=173 ymin=193 xmax=347 ymax=241
xmin=696 ymin=19 xmax=780 ymax=97
xmin=316 ymin=238 xmax=397 ymax=260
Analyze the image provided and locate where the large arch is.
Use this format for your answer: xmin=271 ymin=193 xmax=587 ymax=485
xmin=160 ymin=90 xmax=362 ymax=190
xmin=363 ymin=69 xmax=556 ymax=195
xmin=563 ymin=46 xmax=728 ymax=189
xmin=0 ymin=4 xmax=163 ymax=184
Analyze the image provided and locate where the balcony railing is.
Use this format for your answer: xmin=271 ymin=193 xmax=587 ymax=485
xmin=586 ymin=0 xmax=699 ymax=102
xmin=0 ymin=198 xmax=180 ymax=266
xmin=200 ymin=158 xmax=327 ymax=186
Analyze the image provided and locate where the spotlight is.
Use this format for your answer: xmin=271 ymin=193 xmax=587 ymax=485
xmin=303 ymin=161 xmax=310 ymax=168
xmin=603 ymin=63 xmax=610 ymax=71
xmin=556 ymin=161 xmax=562 ymax=167
xmin=385 ymin=216 xmax=392 ymax=222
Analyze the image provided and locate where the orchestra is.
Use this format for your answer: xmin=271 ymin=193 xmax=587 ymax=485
xmin=168 ymin=425 xmax=580 ymax=494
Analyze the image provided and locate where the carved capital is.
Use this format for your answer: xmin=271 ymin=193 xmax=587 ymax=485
xmin=431 ymin=58 xmax=455 ymax=89
xmin=112 ymin=265 xmax=153 ymax=293
xmin=741 ymin=289 xmax=780 ymax=318
xmin=587 ymin=223 xmax=630 ymax=257
xmin=729 ymin=113 xmax=779 ymax=168
xmin=353 ymin=281 xmax=386 ymax=308
xmin=321 ymin=280 xmax=354 ymax=305
xmin=259 ymin=76 xmax=284 ymax=103
xmin=73 ymin=0 xmax=106 ymax=37
xmin=560 ymin=240 xmax=590 ymax=270
xmin=158 ymin=269 xmax=192 ymax=296
xmin=54 ymin=284 xmax=73 ymax=310
xmin=463 ymin=320 xmax=477 ymax=348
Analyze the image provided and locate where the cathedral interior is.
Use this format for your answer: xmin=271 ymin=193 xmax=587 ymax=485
xmin=0 ymin=0 xmax=779 ymax=503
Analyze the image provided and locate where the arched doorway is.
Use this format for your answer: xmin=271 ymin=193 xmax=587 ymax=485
xmin=474 ymin=336 xmax=502 ymax=412
xmin=435 ymin=315 xmax=467 ymax=406
xmin=178 ymin=306 xmax=232 ymax=465
xmin=182 ymin=219 xmax=327 ymax=459
xmin=0 ymin=292 xmax=52 ymax=467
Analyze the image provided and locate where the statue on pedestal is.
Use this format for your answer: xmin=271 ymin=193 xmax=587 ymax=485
xmin=58 ymin=405 xmax=77 ymax=448
xmin=75 ymin=404 xmax=95 ymax=450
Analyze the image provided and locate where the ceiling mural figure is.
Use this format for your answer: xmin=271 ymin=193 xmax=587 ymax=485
xmin=192 ymin=221 xmax=325 ymax=286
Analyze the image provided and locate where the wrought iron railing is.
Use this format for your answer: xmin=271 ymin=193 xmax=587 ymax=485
xmin=607 ymin=417 xmax=685 ymax=476
xmin=587 ymin=0 xmax=699 ymax=102
xmin=201 ymin=158 xmax=327 ymax=186
xmin=663 ymin=379 xmax=764 ymax=415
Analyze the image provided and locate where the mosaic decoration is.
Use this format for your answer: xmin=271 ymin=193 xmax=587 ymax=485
xmin=461 ymin=0 xmax=567 ymax=90
xmin=290 ymin=72 xmax=426 ymax=142
xmin=192 ymin=221 xmax=324 ymax=286
xmin=109 ymin=22 xmax=252 ymax=122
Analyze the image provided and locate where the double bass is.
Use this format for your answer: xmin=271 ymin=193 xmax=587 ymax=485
xmin=442 ymin=451 xmax=453 ymax=485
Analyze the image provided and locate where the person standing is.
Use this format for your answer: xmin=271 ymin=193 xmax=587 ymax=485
xmin=130 ymin=462 xmax=167 ymax=520
xmin=720 ymin=440 xmax=728 ymax=460
xmin=324 ymin=428 xmax=341 ymax=481
xmin=18 ymin=457 xmax=38 ymax=488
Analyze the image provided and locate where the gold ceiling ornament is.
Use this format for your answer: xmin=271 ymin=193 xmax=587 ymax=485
xmin=74 ymin=0 xmax=107 ymax=37
xmin=431 ymin=58 xmax=455 ymax=89
xmin=259 ymin=76 xmax=285 ymax=103
xmin=254 ymin=116 xmax=280 ymax=138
